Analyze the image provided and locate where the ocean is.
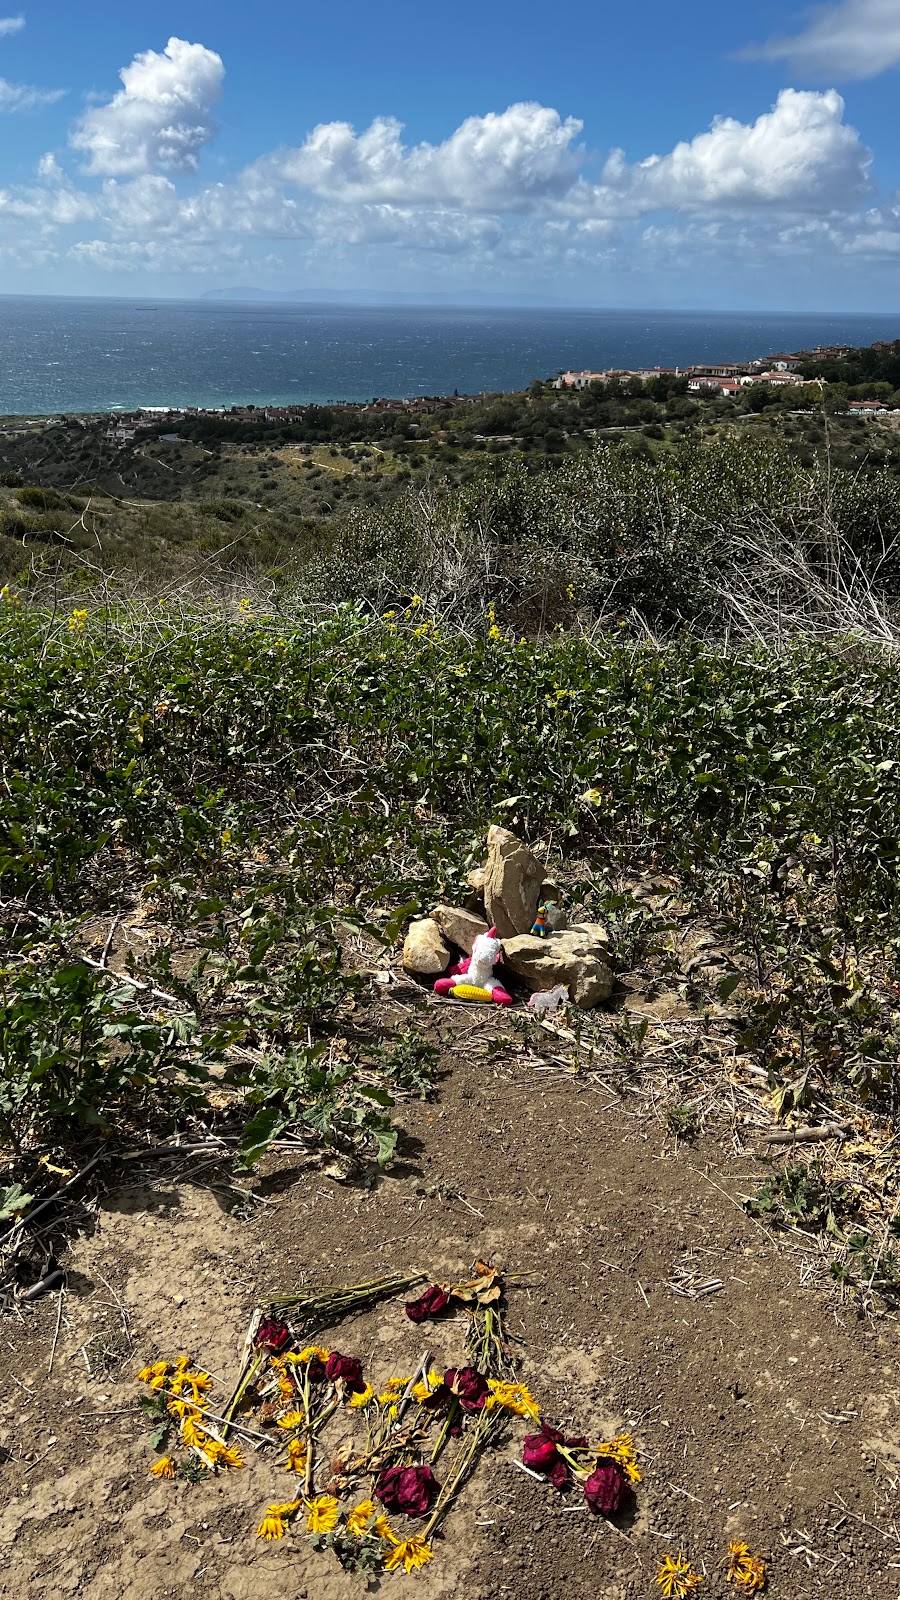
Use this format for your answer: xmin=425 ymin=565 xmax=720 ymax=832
xmin=0 ymin=296 xmax=898 ymax=415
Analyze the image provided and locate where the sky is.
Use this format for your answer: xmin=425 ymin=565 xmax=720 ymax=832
xmin=0 ymin=0 xmax=899 ymax=308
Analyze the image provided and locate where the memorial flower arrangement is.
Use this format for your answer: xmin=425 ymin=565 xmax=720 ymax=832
xmin=135 ymin=1263 xmax=658 ymax=1578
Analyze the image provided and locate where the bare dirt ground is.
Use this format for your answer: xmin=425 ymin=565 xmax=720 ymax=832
xmin=1 ymin=991 xmax=898 ymax=1600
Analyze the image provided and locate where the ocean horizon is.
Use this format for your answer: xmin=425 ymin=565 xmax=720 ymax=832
xmin=0 ymin=295 xmax=898 ymax=415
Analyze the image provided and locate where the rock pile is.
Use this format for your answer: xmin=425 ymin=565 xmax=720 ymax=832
xmin=401 ymin=825 xmax=614 ymax=1008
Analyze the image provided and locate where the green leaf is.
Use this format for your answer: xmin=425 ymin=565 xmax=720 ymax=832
xmin=0 ymin=1184 xmax=33 ymax=1221
xmin=716 ymin=973 xmax=742 ymax=1002
xmin=356 ymin=1085 xmax=395 ymax=1108
xmin=236 ymin=1105 xmax=287 ymax=1169
xmin=373 ymin=1127 xmax=398 ymax=1167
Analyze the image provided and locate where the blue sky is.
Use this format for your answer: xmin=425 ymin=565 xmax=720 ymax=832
xmin=1 ymin=0 xmax=899 ymax=307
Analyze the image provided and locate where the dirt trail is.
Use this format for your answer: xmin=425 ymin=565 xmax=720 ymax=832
xmin=0 ymin=1016 xmax=897 ymax=1600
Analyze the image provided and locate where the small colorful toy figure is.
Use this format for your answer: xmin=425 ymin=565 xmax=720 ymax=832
xmin=434 ymin=928 xmax=513 ymax=1005
xmin=531 ymin=902 xmax=551 ymax=938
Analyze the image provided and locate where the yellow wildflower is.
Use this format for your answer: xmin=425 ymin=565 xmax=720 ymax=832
xmin=656 ymin=1554 xmax=703 ymax=1597
xmin=345 ymin=1499 xmax=377 ymax=1537
xmin=385 ymin=1536 xmax=434 ymax=1573
xmin=410 ymin=595 xmax=422 ymax=608
xmin=305 ymin=1494 xmax=340 ymax=1534
xmin=348 ymin=1382 xmax=375 ymax=1408
xmin=485 ymin=1380 xmax=540 ymax=1418
xmin=67 ymin=608 xmax=88 ymax=632
xmin=373 ymin=1515 xmax=395 ymax=1542
xmin=726 ymin=1543 xmax=767 ymax=1592
xmin=283 ymin=1438 xmax=307 ymax=1472
xmin=220 ymin=828 xmax=232 ymax=847
xmin=596 ymin=1432 xmax=642 ymax=1486
xmin=217 ymin=1443 xmax=245 ymax=1470
xmin=277 ymin=1410 xmax=305 ymax=1430
xmin=149 ymin=1455 xmax=176 ymax=1480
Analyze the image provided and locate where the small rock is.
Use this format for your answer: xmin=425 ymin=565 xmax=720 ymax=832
xmin=431 ymin=904 xmax=489 ymax=954
xmin=483 ymin=825 xmax=546 ymax=939
xmin=502 ymin=928 xmax=614 ymax=1008
xmin=402 ymin=918 xmax=451 ymax=976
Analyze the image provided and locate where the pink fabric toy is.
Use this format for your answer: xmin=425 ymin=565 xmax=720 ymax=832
xmin=434 ymin=927 xmax=513 ymax=1005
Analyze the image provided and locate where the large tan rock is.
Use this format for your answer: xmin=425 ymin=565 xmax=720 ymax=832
xmin=431 ymin=904 xmax=489 ymax=954
xmin=402 ymin=918 xmax=451 ymax=975
xmin=483 ymin=825 xmax=545 ymax=939
xmin=502 ymin=927 xmax=614 ymax=1008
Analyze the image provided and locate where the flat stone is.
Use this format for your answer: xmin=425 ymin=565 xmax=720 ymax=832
xmin=570 ymin=921 xmax=614 ymax=955
xmin=431 ymin=904 xmax=489 ymax=954
xmin=483 ymin=825 xmax=546 ymax=939
xmin=502 ymin=928 xmax=614 ymax=1008
xmin=402 ymin=918 xmax=451 ymax=976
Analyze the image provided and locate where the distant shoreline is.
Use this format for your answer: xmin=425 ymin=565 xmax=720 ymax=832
xmin=0 ymin=302 xmax=897 ymax=417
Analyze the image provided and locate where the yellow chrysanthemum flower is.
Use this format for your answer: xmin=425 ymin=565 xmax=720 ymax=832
xmin=138 ymin=1359 xmax=169 ymax=1382
xmin=345 ymin=1499 xmax=377 ymax=1537
xmin=180 ymin=1417 xmax=207 ymax=1449
xmin=283 ymin=1438 xmax=307 ymax=1472
xmin=277 ymin=1410 xmax=305 ymax=1429
xmin=374 ymin=1515 xmax=395 ymax=1542
xmin=596 ymin=1432 xmax=642 ymax=1485
xmin=257 ymin=1508 xmax=287 ymax=1541
xmin=656 ymin=1554 xmax=703 ymax=1597
xmin=348 ymin=1382 xmax=375 ymax=1408
xmin=167 ymin=1398 xmax=200 ymax=1420
xmin=149 ymin=1455 xmax=176 ymax=1480
xmin=385 ymin=1537 xmax=434 ymax=1573
xmin=485 ymin=1380 xmax=540 ymax=1418
xmin=726 ymin=1543 xmax=767 ymax=1592
xmin=217 ymin=1444 xmax=245 ymax=1470
xmin=305 ymin=1495 xmax=340 ymax=1534
xmin=293 ymin=1345 xmax=331 ymax=1364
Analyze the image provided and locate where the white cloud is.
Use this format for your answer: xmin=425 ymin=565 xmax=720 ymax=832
xmin=744 ymin=0 xmax=900 ymax=79
xmin=0 ymin=70 xmax=882 ymax=292
xmin=598 ymin=89 xmax=871 ymax=215
xmin=0 ymin=76 xmax=63 ymax=111
xmin=0 ymin=15 xmax=24 ymax=37
xmin=268 ymin=102 xmax=584 ymax=213
xmin=70 ymin=36 xmax=223 ymax=176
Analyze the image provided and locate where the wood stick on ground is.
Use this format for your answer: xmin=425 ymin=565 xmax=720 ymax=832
xmin=392 ymin=1351 xmax=432 ymax=1430
xmin=48 ymin=1289 xmax=66 ymax=1376
xmin=762 ymin=1123 xmax=851 ymax=1145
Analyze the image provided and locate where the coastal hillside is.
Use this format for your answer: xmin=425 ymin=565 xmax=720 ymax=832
xmin=1 ymin=402 xmax=900 ymax=1598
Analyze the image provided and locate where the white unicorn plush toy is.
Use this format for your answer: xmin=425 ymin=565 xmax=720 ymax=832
xmin=433 ymin=927 xmax=513 ymax=1005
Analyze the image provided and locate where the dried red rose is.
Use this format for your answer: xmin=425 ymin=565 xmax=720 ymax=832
xmin=405 ymin=1285 xmax=451 ymax=1323
xmin=444 ymin=1366 xmax=490 ymax=1411
xmin=583 ymin=1461 xmax=630 ymax=1516
xmin=375 ymin=1463 xmax=439 ymax=1517
xmin=522 ymin=1421 xmax=587 ymax=1490
xmin=325 ymin=1352 xmax=366 ymax=1392
xmin=254 ymin=1316 xmax=290 ymax=1354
